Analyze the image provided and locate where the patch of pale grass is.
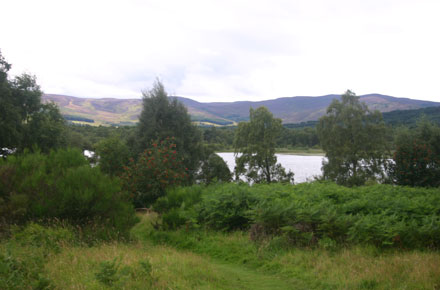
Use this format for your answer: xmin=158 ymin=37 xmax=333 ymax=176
xmin=276 ymin=246 xmax=440 ymax=289
xmin=45 ymin=241 xmax=261 ymax=289
xmin=130 ymin=214 xmax=440 ymax=289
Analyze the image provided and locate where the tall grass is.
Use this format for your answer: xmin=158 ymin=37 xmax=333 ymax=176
xmin=135 ymin=213 xmax=440 ymax=289
xmin=2 ymin=213 xmax=440 ymax=289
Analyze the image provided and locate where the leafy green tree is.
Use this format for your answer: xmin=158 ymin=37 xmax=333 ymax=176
xmin=121 ymin=138 xmax=188 ymax=208
xmin=10 ymin=73 xmax=42 ymax=121
xmin=202 ymin=126 xmax=235 ymax=151
xmin=135 ymin=81 xmax=203 ymax=180
xmin=22 ymin=102 xmax=67 ymax=153
xmin=277 ymin=126 xmax=319 ymax=149
xmin=234 ymin=107 xmax=293 ymax=183
xmin=0 ymin=51 xmax=66 ymax=153
xmin=317 ymin=90 xmax=389 ymax=186
xmin=95 ymin=136 xmax=130 ymax=176
xmin=389 ymin=119 xmax=440 ymax=187
xmin=199 ymin=153 xmax=232 ymax=184
xmin=0 ymin=52 xmax=20 ymax=152
xmin=65 ymin=128 xmax=93 ymax=151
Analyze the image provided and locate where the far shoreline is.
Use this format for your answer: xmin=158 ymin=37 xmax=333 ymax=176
xmin=216 ymin=148 xmax=325 ymax=156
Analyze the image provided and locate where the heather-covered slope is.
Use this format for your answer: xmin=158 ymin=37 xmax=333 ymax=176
xmin=43 ymin=93 xmax=440 ymax=126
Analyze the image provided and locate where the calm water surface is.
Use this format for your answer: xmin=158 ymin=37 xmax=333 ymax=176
xmin=217 ymin=152 xmax=326 ymax=183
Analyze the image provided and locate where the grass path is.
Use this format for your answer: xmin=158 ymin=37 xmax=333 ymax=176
xmin=127 ymin=213 xmax=324 ymax=289
xmin=37 ymin=213 xmax=440 ymax=289
xmin=40 ymin=213 xmax=302 ymax=289
xmin=44 ymin=242 xmax=299 ymax=289
xmin=208 ymin=261 xmax=297 ymax=290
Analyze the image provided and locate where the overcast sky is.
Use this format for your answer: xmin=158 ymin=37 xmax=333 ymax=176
xmin=1 ymin=0 xmax=440 ymax=102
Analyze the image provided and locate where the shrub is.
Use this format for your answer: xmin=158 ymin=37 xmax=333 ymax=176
xmin=11 ymin=222 xmax=74 ymax=253
xmin=95 ymin=257 xmax=153 ymax=288
xmin=390 ymin=141 xmax=440 ymax=187
xmin=157 ymin=183 xmax=259 ymax=231
xmin=95 ymin=136 xmax=130 ymax=176
xmin=250 ymin=183 xmax=440 ymax=248
xmin=197 ymin=183 xmax=259 ymax=231
xmin=0 ymin=148 xmax=138 ymax=239
xmin=198 ymin=153 xmax=232 ymax=184
xmin=389 ymin=120 xmax=440 ymax=187
xmin=155 ymin=182 xmax=440 ymax=249
xmin=154 ymin=186 xmax=204 ymax=229
xmin=95 ymin=258 xmax=121 ymax=286
xmin=0 ymin=223 xmax=72 ymax=289
xmin=0 ymin=250 xmax=52 ymax=290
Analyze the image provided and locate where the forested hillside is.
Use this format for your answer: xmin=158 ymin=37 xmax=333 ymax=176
xmin=382 ymin=106 xmax=440 ymax=126
xmin=283 ymin=105 xmax=440 ymax=129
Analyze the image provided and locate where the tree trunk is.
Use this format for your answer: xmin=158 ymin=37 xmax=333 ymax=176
xmin=265 ymin=157 xmax=271 ymax=183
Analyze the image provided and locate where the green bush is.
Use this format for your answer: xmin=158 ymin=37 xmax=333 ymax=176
xmin=198 ymin=153 xmax=232 ymax=184
xmin=196 ymin=183 xmax=258 ymax=231
xmin=11 ymin=222 xmax=74 ymax=253
xmin=248 ymin=183 xmax=440 ymax=248
xmin=121 ymin=138 xmax=189 ymax=208
xmin=154 ymin=186 xmax=204 ymax=229
xmin=0 ymin=250 xmax=52 ymax=290
xmin=389 ymin=120 xmax=440 ymax=187
xmin=0 ymin=148 xmax=138 ymax=240
xmin=155 ymin=182 xmax=440 ymax=249
xmin=155 ymin=183 xmax=259 ymax=231
xmin=95 ymin=257 xmax=153 ymax=288
xmin=0 ymin=223 xmax=72 ymax=290
xmin=95 ymin=258 xmax=121 ymax=286
xmin=390 ymin=141 xmax=440 ymax=187
xmin=95 ymin=136 xmax=130 ymax=177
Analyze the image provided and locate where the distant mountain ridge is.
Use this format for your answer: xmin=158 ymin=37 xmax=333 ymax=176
xmin=42 ymin=93 xmax=440 ymax=126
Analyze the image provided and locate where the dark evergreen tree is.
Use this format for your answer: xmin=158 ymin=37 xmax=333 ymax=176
xmin=135 ymin=80 xmax=203 ymax=180
xmin=389 ymin=118 xmax=440 ymax=187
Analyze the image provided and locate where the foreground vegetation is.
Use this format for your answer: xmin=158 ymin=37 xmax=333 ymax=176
xmin=0 ymin=149 xmax=137 ymax=240
xmin=154 ymin=182 xmax=440 ymax=249
xmin=2 ymin=212 xmax=440 ymax=289
xmin=3 ymin=181 xmax=439 ymax=289
xmin=138 ymin=213 xmax=440 ymax=289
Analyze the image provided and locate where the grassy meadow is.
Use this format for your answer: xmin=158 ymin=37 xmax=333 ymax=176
xmin=2 ymin=183 xmax=440 ymax=289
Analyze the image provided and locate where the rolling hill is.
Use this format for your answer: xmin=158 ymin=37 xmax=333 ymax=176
xmin=42 ymin=93 xmax=440 ymax=126
xmin=284 ymin=106 xmax=440 ymax=129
